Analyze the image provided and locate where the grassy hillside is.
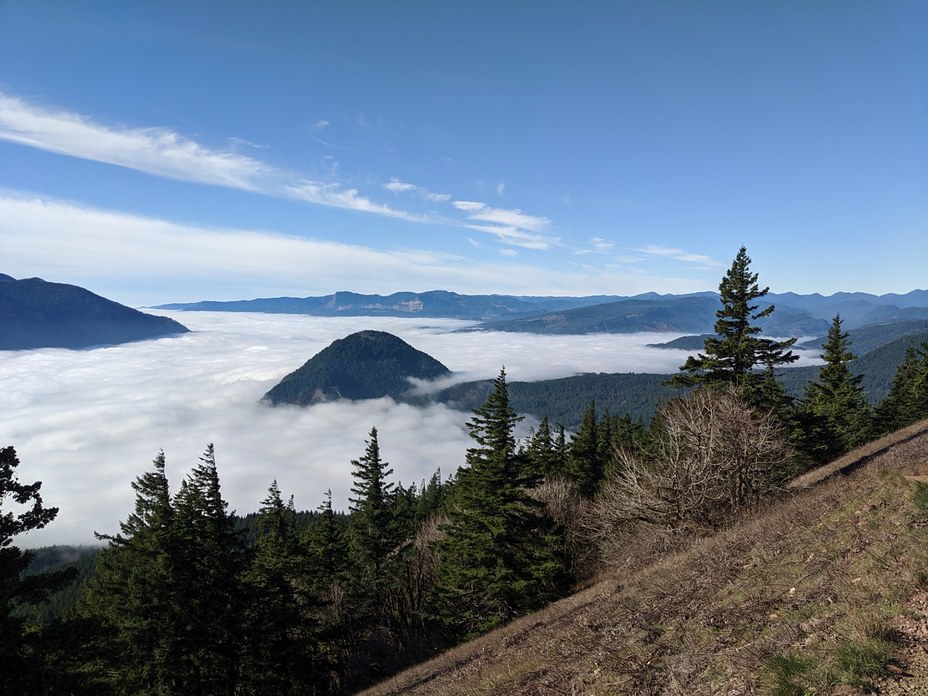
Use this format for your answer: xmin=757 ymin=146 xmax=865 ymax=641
xmin=362 ymin=420 xmax=928 ymax=695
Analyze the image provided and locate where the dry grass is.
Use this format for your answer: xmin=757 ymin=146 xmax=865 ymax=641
xmin=360 ymin=420 xmax=928 ymax=696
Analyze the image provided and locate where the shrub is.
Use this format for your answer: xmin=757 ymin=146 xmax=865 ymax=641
xmin=595 ymin=387 xmax=795 ymax=536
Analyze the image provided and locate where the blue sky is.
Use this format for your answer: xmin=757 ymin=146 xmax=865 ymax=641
xmin=1 ymin=2 xmax=925 ymax=306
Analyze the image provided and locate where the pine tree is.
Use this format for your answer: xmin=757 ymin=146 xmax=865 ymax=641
xmin=671 ymin=246 xmax=798 ymax=409
xmin=524 ymin=416 xmax=560 ymax=481
xmin=172 ymin=444 xmax=246 ymax=694
xmin=347 ymin=426 xmax=400 ymax=617
xmin=569 ymin=401 xmax=603 ymax=497
xmin=0 ymin=446 xmax=76 ymax=693
xmin=240 ymin=481 xmax=325 ymax=694
xmin=431 ymin=368 xmax=568 ymax=641
xmin=876 ymin=342 xmax=928 ymax=433
xmin=79 ymin=450 xmax=183 ymax=693
xmin=799 ymin=315 xmax=872 ymax=461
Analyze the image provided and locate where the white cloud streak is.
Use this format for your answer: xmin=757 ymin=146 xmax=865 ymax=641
xmin=382 ymin=178 xmax=451 ymax=202
xmin=0 ymin=92 xmax=418 ymax=222
xmin=0 ymin=193 xmax=720 ymax=305
xmin=0 ymin=93 xmax=271 ymax=191
xmin=453 ymin=200 xmax=558 ymax=250
xmin=636 ymin=245 xmax=726 ymax=268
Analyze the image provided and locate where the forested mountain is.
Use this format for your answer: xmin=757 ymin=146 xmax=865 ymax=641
xmin=436 ymin=373 xmax=677 ymax=428
xmin=156 ymin=290 xmax=620 ymax=320
xmin=156 ymin=288 xmax=928 ymax=336
xmin=263 ymin=330 xmax=451 ymax=405
xmin=0 ymin=275 xmax=189 ymax=350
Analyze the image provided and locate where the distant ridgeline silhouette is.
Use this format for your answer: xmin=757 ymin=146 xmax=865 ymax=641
xmin=0 ymin=275 xmax=189 ymax=350
xmin=263 ymin=330 xmax=451 ymax=405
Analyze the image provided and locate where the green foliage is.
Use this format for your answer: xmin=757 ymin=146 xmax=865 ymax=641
xmin=798 ymin=315 xmax=874 ymax=462
xmin=671 ymin=247 xmax=799 ymax=411
xmin=0 ymin=446 xmax=77 ymax=692
xmin=265 ymin=330 xmax=451 ymax=405
xmin=876 ymin=341 xmax=928 ymax=433
xmin=834 ymin=637 xmax=894 ymax=687
xmin=764 ymin=652 xmax=813 ymax=696
xmin=239 ymin=481 xmax=327 ymax=694
xmin=431 ymin=369 xmax=570 ymax=641
xmin=569 ymin=401 xmax=603 ymax=497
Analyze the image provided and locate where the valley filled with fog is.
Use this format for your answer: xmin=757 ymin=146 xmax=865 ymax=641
xmin=2 ymin=311 xmax=823 ymax=546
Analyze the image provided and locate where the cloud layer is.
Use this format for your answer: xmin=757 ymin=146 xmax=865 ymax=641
xmin=0 ymin=194 xmax=718 ymax=306
xmin=3 ymin=311 xmax=822 ymax=547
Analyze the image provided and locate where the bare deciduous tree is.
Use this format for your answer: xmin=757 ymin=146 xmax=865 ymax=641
xmin=594 ymin=387 xmax=794 ymax=540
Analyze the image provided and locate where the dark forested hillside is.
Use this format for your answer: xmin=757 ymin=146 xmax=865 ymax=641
xmin=264 ymin=330 xmax=451 ymax=405
xmin=0 ymin=276 xmax=188 ymax=350
xmin=437 ymin=373 xmax=679 ymax=428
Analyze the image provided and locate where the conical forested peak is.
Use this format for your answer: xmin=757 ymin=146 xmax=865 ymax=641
xmin=263 ymin=330 xmax=451 ymax=405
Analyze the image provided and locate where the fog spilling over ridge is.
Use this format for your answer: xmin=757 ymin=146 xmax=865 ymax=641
xmin=2 ymin=311 xmax=823 ymax=546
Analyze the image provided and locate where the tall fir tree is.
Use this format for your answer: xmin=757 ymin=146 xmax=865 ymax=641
xmin=671 ymin=246 xmax=798 ymax=410
xmin=171 ymin=444 xmax=246 ymax=695
xmin=79 ymin=450 xmax=183 ymax=694
xmin=431 ymin=368 xmax=568 ymax=642
xmin=347 ymin=426 xmax=400 ymax=618
xmin=240 ymin=481 xmax=325 ymax=695
xmin=799 ymin=315 xmax=872 ymax=461
xmin=524 ymin=415 xmax=559 ymax=481
xmin=0 ymin=446 xmax=76 ymax=693
xmin=569 ymin=400 xmax=603 ymax=497
xmin=876 ymin=342 xmax=928 ymax=433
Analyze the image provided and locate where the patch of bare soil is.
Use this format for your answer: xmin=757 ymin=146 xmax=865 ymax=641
xmin=873 ymin=591 xmax=928 ymax=695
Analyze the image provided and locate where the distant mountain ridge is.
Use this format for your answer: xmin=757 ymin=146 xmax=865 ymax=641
xmin=0 ymin=275 xmax=189 ymax=350
xmin=158 ymin=290 xmax=619 ymax=321
xmin=263 ymin=330 xmax=451 ymax=405
xmin=156 ymin=289 xmax=928 ymax=334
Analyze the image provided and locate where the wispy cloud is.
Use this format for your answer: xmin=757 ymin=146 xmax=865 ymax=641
xmin=453 ymin=200 xmax=557 ymax=250
xmin=0 ymin=193 xmax=714 ymax=306
xmin=0 ymin=91 xmax=421 ymax=222
xmin=286 ymin=180 xmax=423 ymax=221
xmin=0 ymin=92 xmax=271 ymax=191
xmin=311 ymin=119 xmax=330 ymax=131
xmin=636 ymin=245 xmax=726 ymax=268
xmin=383 ymin=178 xmax=451 ymax=202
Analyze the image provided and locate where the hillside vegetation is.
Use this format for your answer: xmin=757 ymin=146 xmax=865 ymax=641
xmin=0 ymin=275 xmax=188 ymax=350
xmin=362 ymin=420 xmax=928 ymax=695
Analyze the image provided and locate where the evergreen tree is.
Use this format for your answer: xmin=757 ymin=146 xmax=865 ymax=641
xmin=240 ymin=481 xmax=324 ymax=694
xmin=799 ymin=315 xmax=872 ymax=461
xmin=431 ymin=368 xmax=568 ymax=641
xmin=347 ymin=427 xmax=400 ymax=616
xmin=415 ymin=470 xmax=447 ymax=521
xmin=876 ymin=342 xmax=928 ymax=433
xmin=0 ymin=446 xmax=76 ymax=693
xmin=569 ymin=400 xmax=603 ymax=497
xmin=671 ymin=246 xmax=798 ymax=409
xmin=172 ymin=444 xmax=246 ymax=694
xmin=78 ymin=450 xmax=183 ymax=693
xmin=524 ymin=415 xmax=560 ymax=481
xmin=304 ymin=490 xmax=351 ymax=692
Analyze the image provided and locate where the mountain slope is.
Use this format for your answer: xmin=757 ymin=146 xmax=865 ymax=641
xmin=363 ymin=420 xmax=928 ymax=695
xmin=476 ymin=295 xmax=830 ymax=336
xmin=263 ymin=330 xmax=451 ymax=405
xmin=157 ymin=290 xmax=622 ymax=320
xmin=0 ymin=276 xmax=189 ymax=350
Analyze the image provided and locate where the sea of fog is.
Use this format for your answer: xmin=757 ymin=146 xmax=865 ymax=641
xmin=1 ymin=312 xmax=823 ymax=546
